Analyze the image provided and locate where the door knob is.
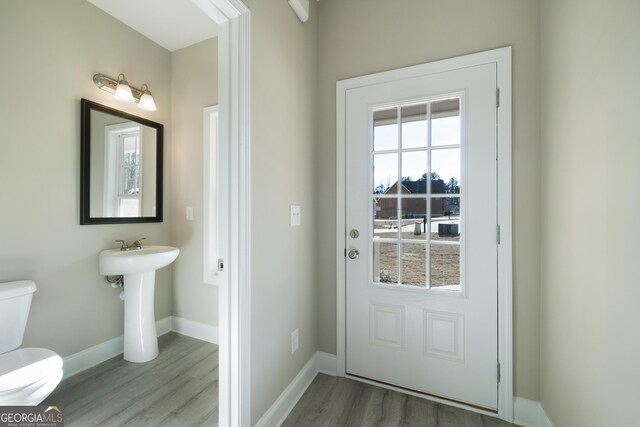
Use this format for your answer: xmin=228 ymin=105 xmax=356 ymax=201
xmin=348 ymin=249 xmax=360 ymax=259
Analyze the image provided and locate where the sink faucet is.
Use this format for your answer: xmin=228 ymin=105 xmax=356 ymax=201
xmin=115 ymin=240 xmax=129 ymax=251
xmin=115 ymin=237 xmax=146 ymax=251
xmin=129 ymin=237 xmax=146 ymax=250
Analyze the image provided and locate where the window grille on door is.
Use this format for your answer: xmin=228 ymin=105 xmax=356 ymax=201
xmin=371 ymin=97 xmax=462 ymax=290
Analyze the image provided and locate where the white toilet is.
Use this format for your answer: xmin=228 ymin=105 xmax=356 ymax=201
xmin=0 ymin=280 xmax=63 ymax=405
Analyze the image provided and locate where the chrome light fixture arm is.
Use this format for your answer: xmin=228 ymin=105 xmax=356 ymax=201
xmin=93 ymin=73 xmax=144 ymax=101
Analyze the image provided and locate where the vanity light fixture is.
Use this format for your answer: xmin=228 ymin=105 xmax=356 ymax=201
xmin=93 ymin=73 xmax=157 ymax=111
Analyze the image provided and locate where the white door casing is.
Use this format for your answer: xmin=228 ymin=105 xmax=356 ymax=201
xmin=336 ymin=47 xmax=513 ymax=421
xmin=191 ymin=0 xmax=251 ymax=425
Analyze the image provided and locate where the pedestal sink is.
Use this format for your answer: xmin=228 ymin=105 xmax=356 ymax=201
xmin=99 ymin=246 xmax=179 ymax=363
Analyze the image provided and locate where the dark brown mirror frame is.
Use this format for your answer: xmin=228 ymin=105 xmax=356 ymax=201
xmin=80 ymin=98 xmax=163 ymax=224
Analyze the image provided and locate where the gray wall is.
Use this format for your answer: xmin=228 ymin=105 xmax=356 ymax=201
xmin=170 ymin=38 xmax=219 ymax=326
xmin=244 ymin=0 xmax=320 ymax=422
xmin=0 ymin=0 xmax=173 ymax=356
xmin=540 ymin=0 xmax=640 ymax=425
xmin=315 ymin=0 xmax=541 ymax=400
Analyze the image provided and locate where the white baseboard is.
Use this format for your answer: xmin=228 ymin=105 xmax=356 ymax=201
xmin=171 ymin=316 xmax=218 ymax=344
xmin=514 ymin=397 xmax=554 ymax=427
xmin=62 ymin=316 xmax=171 ymax=379
xmin=157 ymin=316 xmax=173 ymax=336
xmin=539 ymin=404 xmax=554 ymax=427
xmin=62 ymin=333 xmax=124 ymax=380
xmin=315 ymin=351 xmax=338 ymax=376
xmin=62 ymin=316 xmax=218 ymax=380
xmin=255 ymin=352 xmax=337 ymax=427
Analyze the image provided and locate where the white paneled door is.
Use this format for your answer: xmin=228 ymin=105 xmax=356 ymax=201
xmin=345 ymin=63 xmax=499 ymax=409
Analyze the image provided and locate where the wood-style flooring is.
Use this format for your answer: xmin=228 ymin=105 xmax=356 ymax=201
xmin=46 ymin=334 xmax=516 ymax=427
xmin=44 ymin=332 xmax=218 ymax=427
xmin=282 ymin=374 xmax=518 ymax=427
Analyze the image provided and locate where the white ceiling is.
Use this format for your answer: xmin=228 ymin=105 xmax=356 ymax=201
xmin=88 ymin=0 xmax=218 ymax=52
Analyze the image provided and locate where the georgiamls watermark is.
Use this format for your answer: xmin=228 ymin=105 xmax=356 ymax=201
xmin=0 ymin=406 xmax=63 ymax=427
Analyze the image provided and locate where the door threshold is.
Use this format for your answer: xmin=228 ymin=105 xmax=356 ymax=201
xmin=345 ymin=373 xmax=499 ymax=418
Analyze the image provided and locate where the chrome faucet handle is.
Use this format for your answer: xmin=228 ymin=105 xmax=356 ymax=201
xmin=115 ymin=240 xmax=129 ymax=251
xmin=129 ymin=237 xmax=146 ymax=250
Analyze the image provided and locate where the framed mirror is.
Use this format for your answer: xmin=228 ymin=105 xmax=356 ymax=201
xmin=80 ymin=99 xmax=163 ymax=224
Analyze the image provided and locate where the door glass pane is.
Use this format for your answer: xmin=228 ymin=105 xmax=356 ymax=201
xmin=374 ymin=153 xmax=397 ymax=195
xmin=431 ymin=148 xmax=460 ymax=194
xmin=401 ymin=243 xmax=427 ymax=287
xmin=430 ymin=197 xmax=461 ymax=242
xmin=374 ymin=197 xmax=398 ymax=239
xmin=431 ymin=98 xmax=460 ymax=147
xmin=430 ymin=244 xmax=460 ymax=288
xmin=400 ymin=150 xmax=427 ymax=194
xmin=373 ymin=108 xmax=398 ymax=151
xmin=401 ymin=103 xmax=427 ymax=149
xmin=373 ymin=242 xmax=398 ymax=284
xmin=400 ymin=197 xmax=426 ymax=241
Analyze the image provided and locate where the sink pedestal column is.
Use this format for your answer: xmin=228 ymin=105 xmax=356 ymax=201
xmin=123 ymin=271 xmax=158 ymax=363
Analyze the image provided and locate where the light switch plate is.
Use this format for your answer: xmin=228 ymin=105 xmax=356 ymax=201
xmin=291 ymin=328 xmax=299 ymax=353
xmin=290 ymin=205 xmax=301 ymax=226
xmin=186 ymin=206 xmax=194 ymax=221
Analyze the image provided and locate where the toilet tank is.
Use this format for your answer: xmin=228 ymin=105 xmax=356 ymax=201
xmin=0 ymin=280 xmax=37 ymax=354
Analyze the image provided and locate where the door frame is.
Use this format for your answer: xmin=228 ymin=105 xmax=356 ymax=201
xmin=335 ymin=47 xmax=513 ymax=422
xmin=192 ymin=0 xmax=251 ymax=425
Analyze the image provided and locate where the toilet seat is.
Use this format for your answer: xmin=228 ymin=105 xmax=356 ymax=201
xmin=0 ymin=348 xmax=63 ymax=405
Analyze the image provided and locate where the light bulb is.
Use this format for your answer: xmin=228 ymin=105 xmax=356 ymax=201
xmin=114 ymin=74 xmax=134 ymax=103
xmin=138 ymin=92 xmax=157 ymax=111
xmin=138 ymin=85 xmax=157 ymax=111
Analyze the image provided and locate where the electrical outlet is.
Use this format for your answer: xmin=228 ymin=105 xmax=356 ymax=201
xmin=291 ymin=328 xmax=299 ymax=353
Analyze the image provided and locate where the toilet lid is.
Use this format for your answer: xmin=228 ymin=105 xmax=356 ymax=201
xmin=0 ymin=348 xmax=62 ymax=377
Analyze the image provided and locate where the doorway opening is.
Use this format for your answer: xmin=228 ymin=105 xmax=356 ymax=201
xmin=192 ymin=1 xmax=251 ymax=425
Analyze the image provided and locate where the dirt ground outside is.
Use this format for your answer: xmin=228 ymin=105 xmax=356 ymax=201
xmin=374 ymin=231 xmax=460 ymax=287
